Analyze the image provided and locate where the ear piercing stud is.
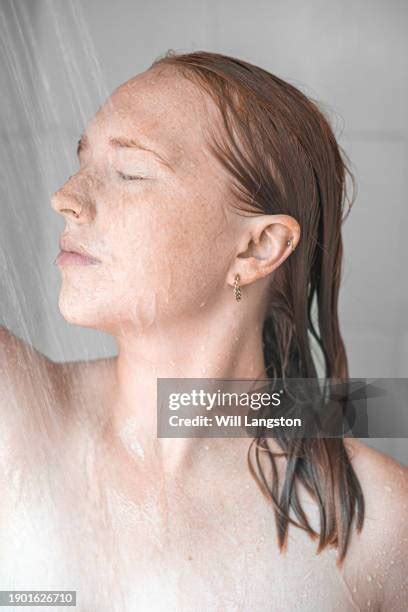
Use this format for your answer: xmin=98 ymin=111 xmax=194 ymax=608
xmin=287 ymin=237 xmax=296 ymax=252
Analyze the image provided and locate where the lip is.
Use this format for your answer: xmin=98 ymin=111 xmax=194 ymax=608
xmin=54 ymin=236 xmax=101 ymax=266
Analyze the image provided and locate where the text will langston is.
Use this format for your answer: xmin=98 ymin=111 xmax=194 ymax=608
xmin=168 ymin=414 xmax=302 ymax=428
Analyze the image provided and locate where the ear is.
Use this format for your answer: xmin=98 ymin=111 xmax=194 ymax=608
xmin=227 ymin=214 xmax=300 ymax=286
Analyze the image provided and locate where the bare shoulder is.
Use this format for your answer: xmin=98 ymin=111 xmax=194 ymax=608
xmin=345 ymin=437 xmax=408 ymax=509
xmin=0 ymin=325 xmax=59 ymax=470
xmin=345 ymin=438 xmax=408 ymax=535
xmin=0 ymin=325 xmax=56 ymax=405
xmin=0 ymin=324 xmax=116 ymax=413
xmin=0 ymin=324 xmax=117 ymax=459
xmin=344 ymin=438 xmax=408 ymax=610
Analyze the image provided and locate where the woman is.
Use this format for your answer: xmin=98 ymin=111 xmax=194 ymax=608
xmin=0 ymin=50 xmax=407 ymax=611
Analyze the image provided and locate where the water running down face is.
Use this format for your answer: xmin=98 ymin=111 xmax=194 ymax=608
xmin=51 ymin=62 xmax=300 ymax=345
xmin=51 ymin=65 xmax=247 ymax=335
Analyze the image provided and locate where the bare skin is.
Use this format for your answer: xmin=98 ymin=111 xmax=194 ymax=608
xmin=1 ymin=66 xmax=407 ymax=611
xmin=1 ymin=333 xmax=407 ymax=611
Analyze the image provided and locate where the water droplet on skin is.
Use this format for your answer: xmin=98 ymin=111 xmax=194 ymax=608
xmin=352 ymin=586 xmax=357 ymax=593
xmin=204 ymin=445 xmax=209 ymax=451
xmin=201 ymin=367 xmax=207 ymax=374
xmin=384 ymin=485 xmax=392 ymax=492
xmin=367 ymin=574 xmax=373 ymax=582
xmin=199 ymin=302 xmax=206 ymax=308
xmin=131 ymin=442 xmax=145 ymax=459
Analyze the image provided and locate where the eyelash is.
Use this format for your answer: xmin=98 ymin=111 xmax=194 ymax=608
xmin=117 ymin=171 xmax=146 ymax=181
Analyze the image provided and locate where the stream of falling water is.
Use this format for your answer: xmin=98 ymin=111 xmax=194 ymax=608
xmin=0 ymin=0 xmax=109 ymax=360
xmin=0 ymin=2 xmax=115 ymax=609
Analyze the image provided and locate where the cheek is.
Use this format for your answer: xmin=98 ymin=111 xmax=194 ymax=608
xmin=105 ymin=192 xmax=234 ymax=318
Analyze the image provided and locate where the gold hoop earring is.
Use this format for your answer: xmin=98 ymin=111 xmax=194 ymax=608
xmin=234 ymin=274 xmax=242 ymax=301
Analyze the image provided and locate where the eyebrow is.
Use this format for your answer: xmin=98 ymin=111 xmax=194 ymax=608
xmin=76 ymin=134 xmax=174 ymax=171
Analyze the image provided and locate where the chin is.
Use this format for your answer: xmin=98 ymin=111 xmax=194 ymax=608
xmin=57 ymin=287 xmax=149 ymax=335
xmin=57 ymin=279 xmax=176 ymax=334
xmin=57 ymin=288 xmax=114 ymax=332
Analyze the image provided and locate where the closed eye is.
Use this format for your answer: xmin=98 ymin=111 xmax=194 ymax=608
xmin=117 ymin=171 xmax=146 ymax=181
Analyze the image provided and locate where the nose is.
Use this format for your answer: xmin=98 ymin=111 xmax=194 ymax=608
xmin=51 ymin=173 xmax=94 ymax=223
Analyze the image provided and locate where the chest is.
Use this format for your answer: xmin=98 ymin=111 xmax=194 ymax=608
xmin=0 ymin=454 xmax=366 ymax=612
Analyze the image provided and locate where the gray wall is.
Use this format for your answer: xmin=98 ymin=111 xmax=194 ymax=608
xmin=1 ymin=0 xmax=407 ymax=462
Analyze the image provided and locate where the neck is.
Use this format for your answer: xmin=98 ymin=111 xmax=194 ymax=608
xmin=105 ymin=304 xmax=267 ymax=472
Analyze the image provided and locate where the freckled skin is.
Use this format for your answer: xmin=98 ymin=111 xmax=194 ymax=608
xmin=1 ymin=66 xmax=407 ymax=610
xmin=52 ymin=67 xmax=243 ymax=333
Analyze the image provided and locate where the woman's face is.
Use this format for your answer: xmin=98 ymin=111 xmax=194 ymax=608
xmin=52 ymin=66 xmax=241 ymax=335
